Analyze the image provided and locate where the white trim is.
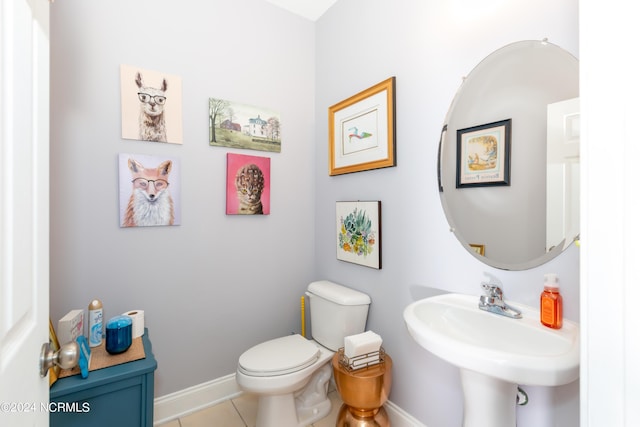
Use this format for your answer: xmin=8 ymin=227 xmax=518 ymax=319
xmin=153 ymin=374 xmax=427 ymax=426
xmin=153 ymin=374 xmax=242 ymax=425
xmin=580 ymin=2 xmax=640 ymax=425
xmin=385 ymin=399 xmax=428 ymax=427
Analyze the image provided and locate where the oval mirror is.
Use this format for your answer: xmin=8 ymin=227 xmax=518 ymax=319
xmin=438 ymin=40 xmax=579 ymax=270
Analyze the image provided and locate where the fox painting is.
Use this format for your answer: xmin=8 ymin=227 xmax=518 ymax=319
xmin=123 ymin=158 xmax=174 ymax=227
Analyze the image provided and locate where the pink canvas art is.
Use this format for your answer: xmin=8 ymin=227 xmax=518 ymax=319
xmin=226 ymin=153 xmax=271 ymax=215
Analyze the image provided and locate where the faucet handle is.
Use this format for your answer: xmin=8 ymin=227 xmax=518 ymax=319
xmin=481 ymin=272 xmax=502 ymax=288
xmin=482 ymin=283 xmax=503 ymax=297
xmin=481 ymin=283 xmax=501 ymax=298
xmin=481 ymin=273 xmax=503 ymax=297
xmin=481 ymin=282 xmax=495 ymax=292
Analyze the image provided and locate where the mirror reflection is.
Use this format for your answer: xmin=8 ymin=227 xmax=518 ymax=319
xmin=438 ymin=40 xmax=579 ymax=270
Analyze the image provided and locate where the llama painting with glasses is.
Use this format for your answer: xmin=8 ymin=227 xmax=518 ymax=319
xmin=136 ymin=72 xmax=168 ymax=142
xmin=120 ymin=65 xmax=183 ymax=144
xmin=119 ymin=153 xmax=181 ymax=227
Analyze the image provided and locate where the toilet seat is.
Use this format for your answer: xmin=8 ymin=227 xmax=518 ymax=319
xmin=238 ymin=334 xmax=321 ymax=377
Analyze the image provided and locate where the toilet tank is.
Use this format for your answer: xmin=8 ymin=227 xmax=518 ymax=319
xmin=306 ymin=280 xmax=371 ymax=351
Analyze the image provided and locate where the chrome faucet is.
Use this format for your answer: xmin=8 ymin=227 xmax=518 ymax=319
xmin=478 ymin=273 xmax=522 ymax=319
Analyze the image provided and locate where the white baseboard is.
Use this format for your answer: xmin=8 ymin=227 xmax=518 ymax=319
xmin=153 ymin=373 xmax=427 ymax=427
xmin=385 ymin=399 xmax=428 ymax=427
xmin=153 ymin=373 xmax=242 ymax=425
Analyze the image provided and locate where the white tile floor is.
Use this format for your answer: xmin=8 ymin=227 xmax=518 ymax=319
xmin=157 ymin=388 xmax=344 ymax=427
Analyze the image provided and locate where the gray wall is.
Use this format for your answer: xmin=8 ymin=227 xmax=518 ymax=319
xmin=314 ymin=1 xmax=579 ymax=426
xmin=50 ymin=0 xmax=317 ymax=396
xmin=50 ymin=0 xmax=580 ymax=426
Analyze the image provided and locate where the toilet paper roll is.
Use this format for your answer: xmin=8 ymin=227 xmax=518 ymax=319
xmin=123 ymin=310 xmax=145 ymax=338
xmin=344 ymin=330 xmax=382 ymax=359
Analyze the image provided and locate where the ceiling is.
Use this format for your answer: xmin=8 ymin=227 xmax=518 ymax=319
xmin=264 ymin=0 xmax=338 ymax=21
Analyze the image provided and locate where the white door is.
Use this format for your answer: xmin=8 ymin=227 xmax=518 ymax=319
xmin=0 ymin=0 xmax=50 ymax=425
xmin=546 ymin=97 xmax=580 ymax=252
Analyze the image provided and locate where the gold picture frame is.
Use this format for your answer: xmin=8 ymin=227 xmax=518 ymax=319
xmin=470 ymin=244 xmax=485 ymax=256
xmin=328 ymin=77 xmax=396 ymax=176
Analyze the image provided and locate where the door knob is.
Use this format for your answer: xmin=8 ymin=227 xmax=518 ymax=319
xmin=40 ymin=341 xmax=79 ymax=377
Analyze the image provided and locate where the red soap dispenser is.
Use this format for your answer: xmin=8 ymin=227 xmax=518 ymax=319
xmin=540 ymin=273 xmax=563 ymax=329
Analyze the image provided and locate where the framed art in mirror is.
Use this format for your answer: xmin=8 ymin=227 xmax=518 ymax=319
xmin=336 ymin=201 xmax=381 ymax=269
xmin=456 ymin=119 xmax=511 ymax=188
xmin=469 ymin=244 xmax=485 ymax=256
xmin=329 ymin=77 xmax=396 ymax=176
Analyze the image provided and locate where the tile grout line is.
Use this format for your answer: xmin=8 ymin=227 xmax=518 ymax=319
xmin=230 ymin=398 xmax=250 ymax=427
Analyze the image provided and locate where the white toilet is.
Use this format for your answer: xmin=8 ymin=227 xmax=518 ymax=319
xmin=236 ymin=280 xmax=371 ymax=427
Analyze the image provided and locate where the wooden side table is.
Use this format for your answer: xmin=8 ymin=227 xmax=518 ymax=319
xmin=50 ymin=328 xmax=157 ymax=427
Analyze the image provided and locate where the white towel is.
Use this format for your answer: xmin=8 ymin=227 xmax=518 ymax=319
xmin=344 ymin=330 xmax=382 ymax=359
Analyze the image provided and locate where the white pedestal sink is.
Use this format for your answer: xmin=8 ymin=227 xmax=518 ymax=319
xmin=403 ymin=293 xmax=579 ymax=427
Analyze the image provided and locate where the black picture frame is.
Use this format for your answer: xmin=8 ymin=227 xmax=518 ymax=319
xmin=456 ymin=119 xmax=511 ymax=188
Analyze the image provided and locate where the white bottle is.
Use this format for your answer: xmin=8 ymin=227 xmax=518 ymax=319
xmin=88 ymin=299 xmax=103 ymax=347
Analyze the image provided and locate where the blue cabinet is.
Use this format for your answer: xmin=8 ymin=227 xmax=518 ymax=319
xmin=50 ymin=329 xmax=157 ymax=427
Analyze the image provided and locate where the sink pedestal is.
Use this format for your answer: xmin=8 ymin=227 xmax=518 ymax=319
xmin=460 ymin=369 xmax=517 ymax=427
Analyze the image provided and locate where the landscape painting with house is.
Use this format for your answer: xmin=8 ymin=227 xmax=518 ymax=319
xmin=209 ymin=98 xmax=281 ymax=153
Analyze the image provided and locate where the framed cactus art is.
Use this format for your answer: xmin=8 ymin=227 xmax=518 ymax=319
xmin=336 ymin=201 xmax=381 ymax=269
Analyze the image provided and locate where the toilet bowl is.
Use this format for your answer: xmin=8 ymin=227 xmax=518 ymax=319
xmin=236 ymin=281 xmax=371 ymax=427
xmin=236 ymin=334 xmax=334 ymax=426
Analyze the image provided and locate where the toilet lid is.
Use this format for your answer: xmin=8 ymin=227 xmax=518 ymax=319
xmin=238 ymin=334 xmax=320 ymax=377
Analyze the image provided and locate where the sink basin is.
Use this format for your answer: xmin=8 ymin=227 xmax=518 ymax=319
xmin=404 ymin=293 xmax=579 ymax=386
